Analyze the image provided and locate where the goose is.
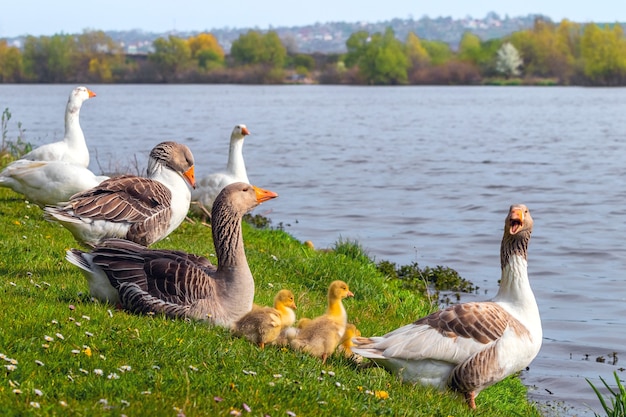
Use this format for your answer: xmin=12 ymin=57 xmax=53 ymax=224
xmin=0 ymin=159 xmax=109 ymax=207
xmin=191 ymin=124 xmax=250 ymax=216
xmin=233 ymin=289 xmax=297 ymax=348
xmin=290 ymin=280 xmax=354 ymax=363
xmin=20 ymin=86 xmax=96 ymax=167
xmin=351 ymin=204 xmax=541 ymax=409
xmin=43 ymin=142 xmax=195 ymax=247
xmin=64 ymin=182 xmax=278 ymax=328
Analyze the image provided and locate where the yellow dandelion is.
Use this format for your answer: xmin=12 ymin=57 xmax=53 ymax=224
xmin=374 ymin=390 xmax=389 ymax=400
xmin=13 ymin=220 xmax=20 ymax=226
xmin=83 ymin=346 xmax=92 ymax=357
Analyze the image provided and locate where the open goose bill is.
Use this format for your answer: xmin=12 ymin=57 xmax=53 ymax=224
xmin=253 ymin=185 xmax=278 ymax=203
xmin=509 ymin=208 xmax=524 ymax=234
xmin=183 ymin=165 xmax=196 ymax=189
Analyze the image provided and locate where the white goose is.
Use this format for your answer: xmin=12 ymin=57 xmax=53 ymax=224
xmin=0 ymin=159 xmax=109 ymax=207
xmin=65 ymin=182 xmax=278 ymax=328
xmin=192 ymin=124 xmax=250 ymax=215
xmin=44 ymin=142 xmax=195 ymax=247
xmin=351 ymin=204 xmax=541 ymax=409
xmin=20 ymin=86 xmax=96 ymax=167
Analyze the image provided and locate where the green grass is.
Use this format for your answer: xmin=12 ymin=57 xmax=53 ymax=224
xmin=0 ymin=182 xmax=542 ymax=416
xmin=587 ymin=372 xmax=626 ymax=417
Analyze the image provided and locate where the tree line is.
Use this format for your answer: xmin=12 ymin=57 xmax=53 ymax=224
xmin=1 ymin=18 xmax=626 ymax=86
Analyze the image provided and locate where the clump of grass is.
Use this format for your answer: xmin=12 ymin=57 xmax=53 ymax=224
xmin=376 ymin=259 xmax=477 ymax=307
xmin=1 ymin=108 xmax=31 ymax=161
xmin=587 ymin=372 xmax=626 ymax=417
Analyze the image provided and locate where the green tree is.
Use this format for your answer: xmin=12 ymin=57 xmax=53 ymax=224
xmin=581 ymin=23 xmax=626 ymax=85
xmin=345 ymin=28 xmax=409 ymax=84
xmin=230 ymin=30 xmax=286 ymax=68
xmin=149 ymin=35 xmax=192 ymax=81
xmin=22 ymin=34 xmax=75 ymax=82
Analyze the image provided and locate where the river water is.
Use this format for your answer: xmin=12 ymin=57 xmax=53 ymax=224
xmin=2 ymin=84 xmax=625 ymax=415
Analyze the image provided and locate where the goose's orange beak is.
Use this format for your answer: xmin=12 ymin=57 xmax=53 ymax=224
xmin=87 ymin=89 xmax=96 ymax=98
xmin=253 ymin=185 xmax=278 ymax=203
xmin=509 ymin=208 xmax=524 ymax=234
xmin=183 ymin=165 xmax=196 ymax=189
xmin=242 ymin=126 xmax=251 ymax=136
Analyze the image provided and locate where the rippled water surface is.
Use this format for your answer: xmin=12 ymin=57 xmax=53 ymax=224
xmin=2 ymin=84 xmax=626 ymax=415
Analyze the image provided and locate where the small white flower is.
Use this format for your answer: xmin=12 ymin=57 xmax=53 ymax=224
xmin=75 ymin=322 xmax=82 ymax=327
xmin=12 ymin=389 xmax=22 ymax=395
xmin=59 ymin=400 xmax=68 ymax=407
xmin=107 ymin=373 xmax=120 ymax=380
xmin=328 ymin=371 xmax=335 ymax=377
xmin=71 ymin=349 xmax=80 ymax=355
xmin=8 ymin=380 xmax=19 ymax=387
xmin=107 ymin=309 xmax=113 ymax=318
xmin=94 ymin=369 xmax=104 ymax=376
xmin=119 ymin=365 xmax=132 ymax=372
xmin=335 ymin=381 xmax=341 ymax=387
xmin=98 ymin=398 xmax=108 ymax=405
xmin=271 ymin=254 xmax=278 ymax=261
xmin=79 ymin=368 xmax=89 ymax=374
xmin=242 ymin=369 xmax=256 ymax=375
xmin=34 ymin=389 xmax=43 ymax=396
xmin=85 ymin=331 xmax=94 ymax=337
xmin=141 ymin=391 xmax=152 ymax=395
xmin=42 ymin=344 xmax=50 ymax=349
xmin=273 ymin=374 xmax=283 ymax=378
xmin=99 ymin=354 xmax=106 ymax=360
xmin=5 ymin=364 xmax=17 ymax=371
xmin=55 ymin=333 xmax=64 ymax=340
xmin=51 ymin=319 xmax=59 ymax=325
xmin=82 ymin=315 xmax=91 ymax=321
xmin=9 ymin=282 xmax=16 ymax=286
xmin=189 ymin=365 xmax=198 ymax=372
xmin=9 ymin=358 xmax=18 ymax=365
xmin=67 ymin=375 xmax=74 ymax=381
xmin=121 ymin=400 xmax=130 ymax=407
xmin=35 ymin=360 xmax=44 ymax=366
xmin=30 ymin=402 xmax=40 ymax=408
xmin=152 ymin=365 xmax=161 ymax=370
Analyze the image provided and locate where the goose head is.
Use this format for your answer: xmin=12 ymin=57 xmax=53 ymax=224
xmin=67 ymin=86 xmax=96 ymax=113
xmin=328 ymin=280 xmax=354 ymax=302
xmin=501 ymin=204 xmax=533 ymax=266
xmin=275 ymin=289 xmax=297 ymax=310
xmin=147 ymin=141 xmax=196 ymax=189
xmin=213 ymin=182 xmax=278 ymax=218
xmin=231 ymin=124 xmax=251 ymax=142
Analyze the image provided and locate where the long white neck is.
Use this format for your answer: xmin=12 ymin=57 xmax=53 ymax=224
xmin=64 ymin=99 xmax=88 ymax=157
xmin=493 ymin=255 xmax=540 ymax=327
xmin=226 ymin=139 xmax=248 ymax=181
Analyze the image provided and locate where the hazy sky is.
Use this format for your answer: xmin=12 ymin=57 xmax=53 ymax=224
xmin=2 ymin=0 xmax=625 ymax=37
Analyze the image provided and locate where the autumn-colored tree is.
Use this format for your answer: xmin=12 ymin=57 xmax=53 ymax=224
xmin=76 ymin=31 xmax=124 ymax=82
xmin=149 ymin=35 xmax=192 ymax=81
xmin=0 ymin=40 xmax=23 ymax=82
xmin=420 ymin=39 xmax=452 ymax=65
xmin=405 ymin=32 xmax=430 ymax=68
xmin=581 ymin=23 xmax=626 ymax=85
xmin=187 ymin=33 xmax=224 ymax=69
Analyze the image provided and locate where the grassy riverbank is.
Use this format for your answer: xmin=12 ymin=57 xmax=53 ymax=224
xmin=0 ymin=182 xmax=541 ymax=416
